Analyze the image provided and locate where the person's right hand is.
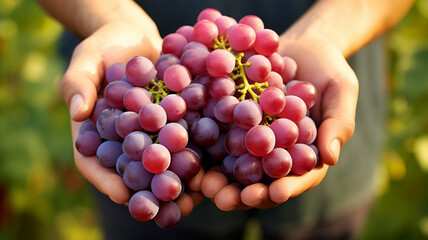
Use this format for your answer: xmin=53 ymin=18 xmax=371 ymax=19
xmin=63 ymin=21 xmax=204 ymax=215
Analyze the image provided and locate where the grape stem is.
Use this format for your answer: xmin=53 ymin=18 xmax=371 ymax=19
xmin=213 ymin=36 xmax=268 ymax=102
xmin=233 ymin=53 xmax=268 ymax=102
xmin=145 ymin=79 xmax=169 ymax=104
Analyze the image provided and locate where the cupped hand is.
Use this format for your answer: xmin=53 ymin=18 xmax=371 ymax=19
xmin=201 ymin=37 xmax=359 ymax=210
xmin=64 ymin=21 xmax=204 ymax=215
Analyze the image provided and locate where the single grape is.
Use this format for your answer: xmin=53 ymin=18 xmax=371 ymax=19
xmin=75 ymin=130 xmax=101 ymax=157
xmin=277 ymin=95 xmax=307 ymax=123
xmin=122 ymin=131 xmax=153 ymax=161
xmin=158 ymin=123 xmax=188 ymax=153
xmin=163 ymin=64 xmax=192 ymax=92
xmin=115 ymin=111 xmax=142 ymax=138
xmin=259 ymin=87 xmax=286 ymax=115
xmin=262 ymin=148 xmax=292 ymax=178
xmin=180 ymin=83 xmax=208 ymax=110
xmin=225 ymin=127 xmax=248 ymax=157
xmin=233 ymin=100 xmax=263 ymax=130
xmin=286 ymin=80 xmax=317 ymax=109
xmin=214 ymin=15 xmax=237 ymax=36
xmin=128 ymin=190 xmax=159 ymax=222
xmin=270 ymin=118 xmax=299 ymax=148
xmin=239 ymin=15 xmax=264 ymax=31
xmin=227 ymin=23 xmax=256 ymax=51
xmin=281 ymin=56 xmax=297 ymax=84
xmin=123 ymin=87 xmax=152 ymax=113
xmin=233 ymin=153 xmax=263 ymax=185
xmin=151 ymin=170 xmax=182 ymax=202
xmin=169 ymin=148 xmax=201 ymax=179
xmin=96 ymin=108 xmax=122 ymax=141
xmin=154 ymin=201 xmax=181 ymax=229
xmin=176 ymin=25 xmax=195 ymax=42
xmin=208 ymin=76 xmax=236 ymax=100
xmin=213 ymin=95 xmax=239 ymax=123
xmin=96 ymin=140 xmax=123 ymax=168
xmin=206 ymin=49 xmax=236 ymax=78
xmin=296 ymin=116 xmax=318 ymax=145
xmin=123 ymin=161 xmax=153 ymax=191
xmin=222 ymin=155 xmax=237 ymax=180
xmin=116 ymin=153 xmax=131 ymax=177
xmin=204 ymin=133 xmax=227 ymax=163
xmin=268 ymin=52 xmax=285 ymax=74
xmin=197 ymin=8 xmax=222 ymax=22
xmin=193 ymin=19 xmax=218 ymax=47
xmin=190 ymin=117 xmax=220 ymax=147
xmin=138 ymin=103 xmax=167 ymax=132
xmin=162 ymin=33 xmax=188 ymax=57
xmin=265 ymin=71 xmax=284 ymax=89
xmin=106 ymin=62 xmax=126 ymax=83
xmin=159 ymin=94 xmax=187 ymax=121
xmin=125 ymin=56 xmax=156 ymax=87
xmin=202 ymin=98 xmax=217 ymax=119
xmin=182 ymin=110 xmax=201 ymax=127
xmin=288 ymin=143 xmax=317 ymax=175
xmin=253 ymin=29 xmax=279 ymax=56
xmin=104 ymin=80 xmax=133 ymax=109
xmin=142 ymin=144 xmax=171 ymax=174
xmin=180 ymin=47 xmax=210 ymax=76
xmin=245 ymin=125 xmax=276 ymax=157
xmin=89 ymin=98 xmax=111 ymax=124
xmin=155 ymin=54 xmax=181 ymax=80
xmin=245 ymin=55 xmax=271 ymax=82
xmin=182 ymin=41 xmax=208 ymax=52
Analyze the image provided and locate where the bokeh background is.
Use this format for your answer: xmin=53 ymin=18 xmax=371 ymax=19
xmin=1 ymin=0 xmax=428 ymax=239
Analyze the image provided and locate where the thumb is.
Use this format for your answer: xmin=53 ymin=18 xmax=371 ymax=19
xmin=61 ymin=38 xmax=103 ymax=121
xmin=316 ymin=69 xmax=359 ymax=166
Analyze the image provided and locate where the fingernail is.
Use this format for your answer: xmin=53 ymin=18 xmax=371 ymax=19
xmin=69 ymin=94 xmax=83 ymax=118
xmin=330 ymin=139 xmax=341 ymax=164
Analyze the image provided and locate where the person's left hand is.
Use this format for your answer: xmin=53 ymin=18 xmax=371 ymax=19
xmin=200 ymin=35 xmax=359 ymax=211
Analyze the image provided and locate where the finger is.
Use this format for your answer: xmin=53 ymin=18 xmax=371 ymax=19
xmin=200 ymin=167 xmax=229 ymax=199
xmin=186 ymin=168 xmax=205 ymax=192
xmin=62 ymin=39 xmax=104 ymax=121
xmin=175 ymin=192 xmax=194 ymax=217
xmin=187 ymin=190 xmax=204 ymax=207
xmin=269 ymin=164 xmax=329 ymax=203
xmin=317 ymin=68 xmax=359 ymax=165
xmin=71 ymin=121 xmax=131 ymax=204
xmin=241 ymin=183 xmax=277 ymax=209
xmin=214 ymin=183 xmax=249 ymax=211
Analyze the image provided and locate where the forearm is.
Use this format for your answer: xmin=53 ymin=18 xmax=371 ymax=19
xmin=37 ymin=0 xmax=160 ymax=40
xmin=279 ymin=0 xmax=414 ymax=57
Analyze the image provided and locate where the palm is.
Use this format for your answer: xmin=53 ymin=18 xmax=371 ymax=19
xmin=201 ymin=39 xmax=359 ymax=210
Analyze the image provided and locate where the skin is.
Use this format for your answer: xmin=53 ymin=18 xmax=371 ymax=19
xmin=38 ymin=0 xmax=414 ymax=213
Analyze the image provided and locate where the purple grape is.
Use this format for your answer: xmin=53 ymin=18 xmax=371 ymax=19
xmin=106 ymin=62 xmax=126 ymax=83
xmin=151 ymin=170 xmax=182 ymax=202
xmin=123 ymin=161 xmax=153 ymax=191
xmin=224 ymin=127 xmax=248 ymax=157
xmin=96 ymin=140 xmax=123 ymax=168
xmin=190 ymin=117 xmax=220 ymax=147
xmin=233 ymin=153 xmax=263 ymax=185
xmin=154 ymin=201 xmax=181 ymax=229
xmin=125 ymin=56 xmax=156 ymax=87
xmin=104 ymin=80 xmax=133 ymax=109
xmin=96 ymin=108 xmax=122 ymax=140
xmin=180 ymin=83 xmax=208 ymax=110
xmin=116 ymin=153 xmax=131 ymax=176
xmin=128 ymin=190 xmax=159 ymax=222
xmin=115 ymin=111 xmax=142 ymax=138
xmin=170 ymin=148 xmax=201 ymax=179
xmin=122 ymin=131 xmax=153 ymax=161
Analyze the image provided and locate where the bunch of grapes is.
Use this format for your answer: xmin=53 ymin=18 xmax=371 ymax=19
xmin=75 ymin=8 xmax=319 ymax=228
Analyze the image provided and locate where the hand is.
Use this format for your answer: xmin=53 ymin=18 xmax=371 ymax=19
xmin=64 ymin=21 xmax=204 ymax=215
xmin=201 ymin=37 xmax=359 ymax=210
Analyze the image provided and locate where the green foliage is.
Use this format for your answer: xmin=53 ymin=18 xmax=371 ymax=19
xmin=1 ymin=0 xmax=428 ymax=239
xmin=361 ymin=1 xmax=428 ymax=239
xmin=0 ymin=1 xmax=102 ymax=239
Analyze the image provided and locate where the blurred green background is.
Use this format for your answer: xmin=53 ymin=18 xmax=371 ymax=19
xmin=1 ymin=0 xmax=428 ymax=239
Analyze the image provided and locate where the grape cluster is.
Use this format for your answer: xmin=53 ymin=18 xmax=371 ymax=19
xmin=75 ymin=8 xmax=319 ymax=228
